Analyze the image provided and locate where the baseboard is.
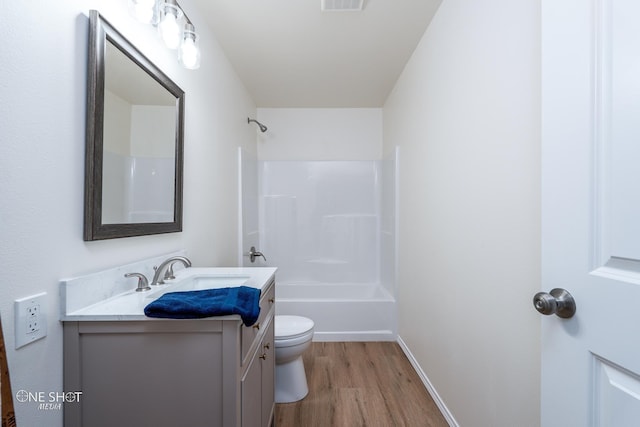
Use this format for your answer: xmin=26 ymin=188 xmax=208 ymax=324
xmin=396 ymin=336 xmax=459 ymax=427
xmin=312 ymin=330 xmax=396 ymax=342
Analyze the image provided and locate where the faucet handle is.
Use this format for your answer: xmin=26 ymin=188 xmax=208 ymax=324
xmin=124 ymin=273 xmax=151 ymax=292
xmin=248 ymin=247 xmax=267 ymax=263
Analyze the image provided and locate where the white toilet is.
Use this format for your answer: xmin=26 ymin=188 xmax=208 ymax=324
xmin=274 ymin=315 xmax=315 ymax=403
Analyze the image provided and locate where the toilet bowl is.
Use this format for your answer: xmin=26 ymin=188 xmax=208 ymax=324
xmin=274 ymin=315 xmax=314 ymax=403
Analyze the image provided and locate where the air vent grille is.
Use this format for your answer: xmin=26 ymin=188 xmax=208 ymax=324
xmin=321 ymin=0 xmax=364 ymax=12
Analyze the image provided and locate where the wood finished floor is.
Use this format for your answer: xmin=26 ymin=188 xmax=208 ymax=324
xmin=275 ymin=342 xmax=448 ymax=427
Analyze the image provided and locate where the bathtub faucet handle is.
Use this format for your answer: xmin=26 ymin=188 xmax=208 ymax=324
xmin=248 ymin=246 xmax=267 ymax=263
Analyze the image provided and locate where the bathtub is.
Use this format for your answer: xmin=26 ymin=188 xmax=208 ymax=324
xmin=274 ymin=282 xmax=396 ymax=342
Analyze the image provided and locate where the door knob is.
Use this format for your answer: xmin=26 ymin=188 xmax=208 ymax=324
xmin=533 ymin=288 xmax=576 ymax=318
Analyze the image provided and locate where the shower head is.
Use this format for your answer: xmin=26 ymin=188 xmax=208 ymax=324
xmin=247 ymin=117 xmax=268 ymax=133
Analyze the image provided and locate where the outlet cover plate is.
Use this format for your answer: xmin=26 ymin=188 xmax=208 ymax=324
xmin=15 ymin=292 xmax=47 ymax=349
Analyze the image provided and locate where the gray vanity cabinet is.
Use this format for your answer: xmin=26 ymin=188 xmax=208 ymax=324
xmin=63 ymin=279 xmax=275 ymax=427
xmin=242 ymin=319 xmax=275 ymax=427
xmin=261 ymin=321 xmax=275 ymax=425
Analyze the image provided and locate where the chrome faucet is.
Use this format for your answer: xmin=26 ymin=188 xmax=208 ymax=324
xmin=124 ymin=272 xmax=151 ymax=292
xmin=151 ymin=256 xmax=192 ymax=286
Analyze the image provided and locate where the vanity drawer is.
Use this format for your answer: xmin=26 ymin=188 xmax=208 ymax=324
xmin=241 ymin=280 xmax=275 ymax=363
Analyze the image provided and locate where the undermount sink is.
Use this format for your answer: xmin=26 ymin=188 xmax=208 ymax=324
xmin=176 ymin=274 xmax=250 ymax=289
xmin=146 ymin=274 xmax=251 ymax=298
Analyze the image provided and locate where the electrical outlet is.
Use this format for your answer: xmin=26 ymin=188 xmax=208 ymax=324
xmin=27 ymin=304 xmax=40 ymax=333
xmin=15 ymin=292 xmax=47 ymax=349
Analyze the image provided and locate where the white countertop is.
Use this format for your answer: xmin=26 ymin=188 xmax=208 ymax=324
xmin=61 ymin=267 xmax=277 ymax=322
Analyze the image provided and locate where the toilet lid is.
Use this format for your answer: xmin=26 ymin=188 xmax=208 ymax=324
xmin=275 ymin=315 xmax=314 ymax=339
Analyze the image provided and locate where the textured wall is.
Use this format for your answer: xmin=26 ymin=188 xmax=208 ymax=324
xmin=383 ymin=0 xmax=541 ymax=425
xmin=0 ymin=1 xmax=255 ymax=425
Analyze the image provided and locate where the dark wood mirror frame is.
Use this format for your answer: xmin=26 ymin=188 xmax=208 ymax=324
xmin=84 ymin=10 xmax=185 ymax=241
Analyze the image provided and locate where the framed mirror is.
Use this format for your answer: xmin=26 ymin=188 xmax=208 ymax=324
xmin=84 ymin=10 xmax=184 ymax=240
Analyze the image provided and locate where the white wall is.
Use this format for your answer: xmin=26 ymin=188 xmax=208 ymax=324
xmin=383 ymin=1 xmax=541 ymax=426
xmin=0 ymin=1 xmax=256 ymax=425
xmin=256 ymin=108 xmax=382 ymax=160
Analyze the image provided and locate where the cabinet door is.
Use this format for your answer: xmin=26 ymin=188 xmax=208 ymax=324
xmin=261 ymin=321 xmax=275 ymax=427
xmin=241 ymin=350 xmax=261 ymax=427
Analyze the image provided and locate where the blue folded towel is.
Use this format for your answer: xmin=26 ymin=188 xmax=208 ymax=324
xmin=144 ymin=286 xmax=261 ymax=326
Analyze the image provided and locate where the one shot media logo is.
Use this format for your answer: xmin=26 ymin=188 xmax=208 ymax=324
xmin=15 ymin=390 xmax=82 ymax=410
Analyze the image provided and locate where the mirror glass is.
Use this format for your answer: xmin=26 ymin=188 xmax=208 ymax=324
xmin=84 ymin=10 xmax=184 ymax=240
xmin=102 ymin=41 xmax=177 ymax=224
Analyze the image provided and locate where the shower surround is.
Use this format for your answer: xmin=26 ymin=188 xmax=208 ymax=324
xmin=260 ymin=151 xmax=397 ymax=341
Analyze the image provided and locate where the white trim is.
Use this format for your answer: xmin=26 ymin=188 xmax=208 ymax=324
xmin=312 ymin=330 xmax=396 ymax=342
xmin=397 ymin=335 xmax=459 ymax=427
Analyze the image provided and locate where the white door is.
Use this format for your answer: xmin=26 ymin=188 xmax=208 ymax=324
xmin=541 ymin=0 xmax=640 ymax=425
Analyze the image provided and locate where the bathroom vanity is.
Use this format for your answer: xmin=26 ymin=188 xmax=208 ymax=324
xmin=61 ymin=264 xmax=276 ymax=427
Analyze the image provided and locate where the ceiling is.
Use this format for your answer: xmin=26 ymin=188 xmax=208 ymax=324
xmin=191 ymin=0 xmax=442 ymax=108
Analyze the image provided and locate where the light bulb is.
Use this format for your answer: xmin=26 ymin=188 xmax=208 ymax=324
xmin=180 ymin=39 xmax=200 ymax=69
xmin=158 ymin=2 xmax=183 ymax=49
xmin=159 ymin=15 xmax=180 ymax=49
xmin=129 ymin=0 xmax=157 ymax=24
xmin=179 ymin=24 xmax=201 ymax=69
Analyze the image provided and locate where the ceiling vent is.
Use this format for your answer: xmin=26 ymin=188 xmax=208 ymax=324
xmin=321 ymin=0 xmax=364 ymax=12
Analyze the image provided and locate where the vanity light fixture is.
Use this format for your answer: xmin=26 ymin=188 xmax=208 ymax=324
xmin=128 ymin=0 xmax=201 ymax=70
